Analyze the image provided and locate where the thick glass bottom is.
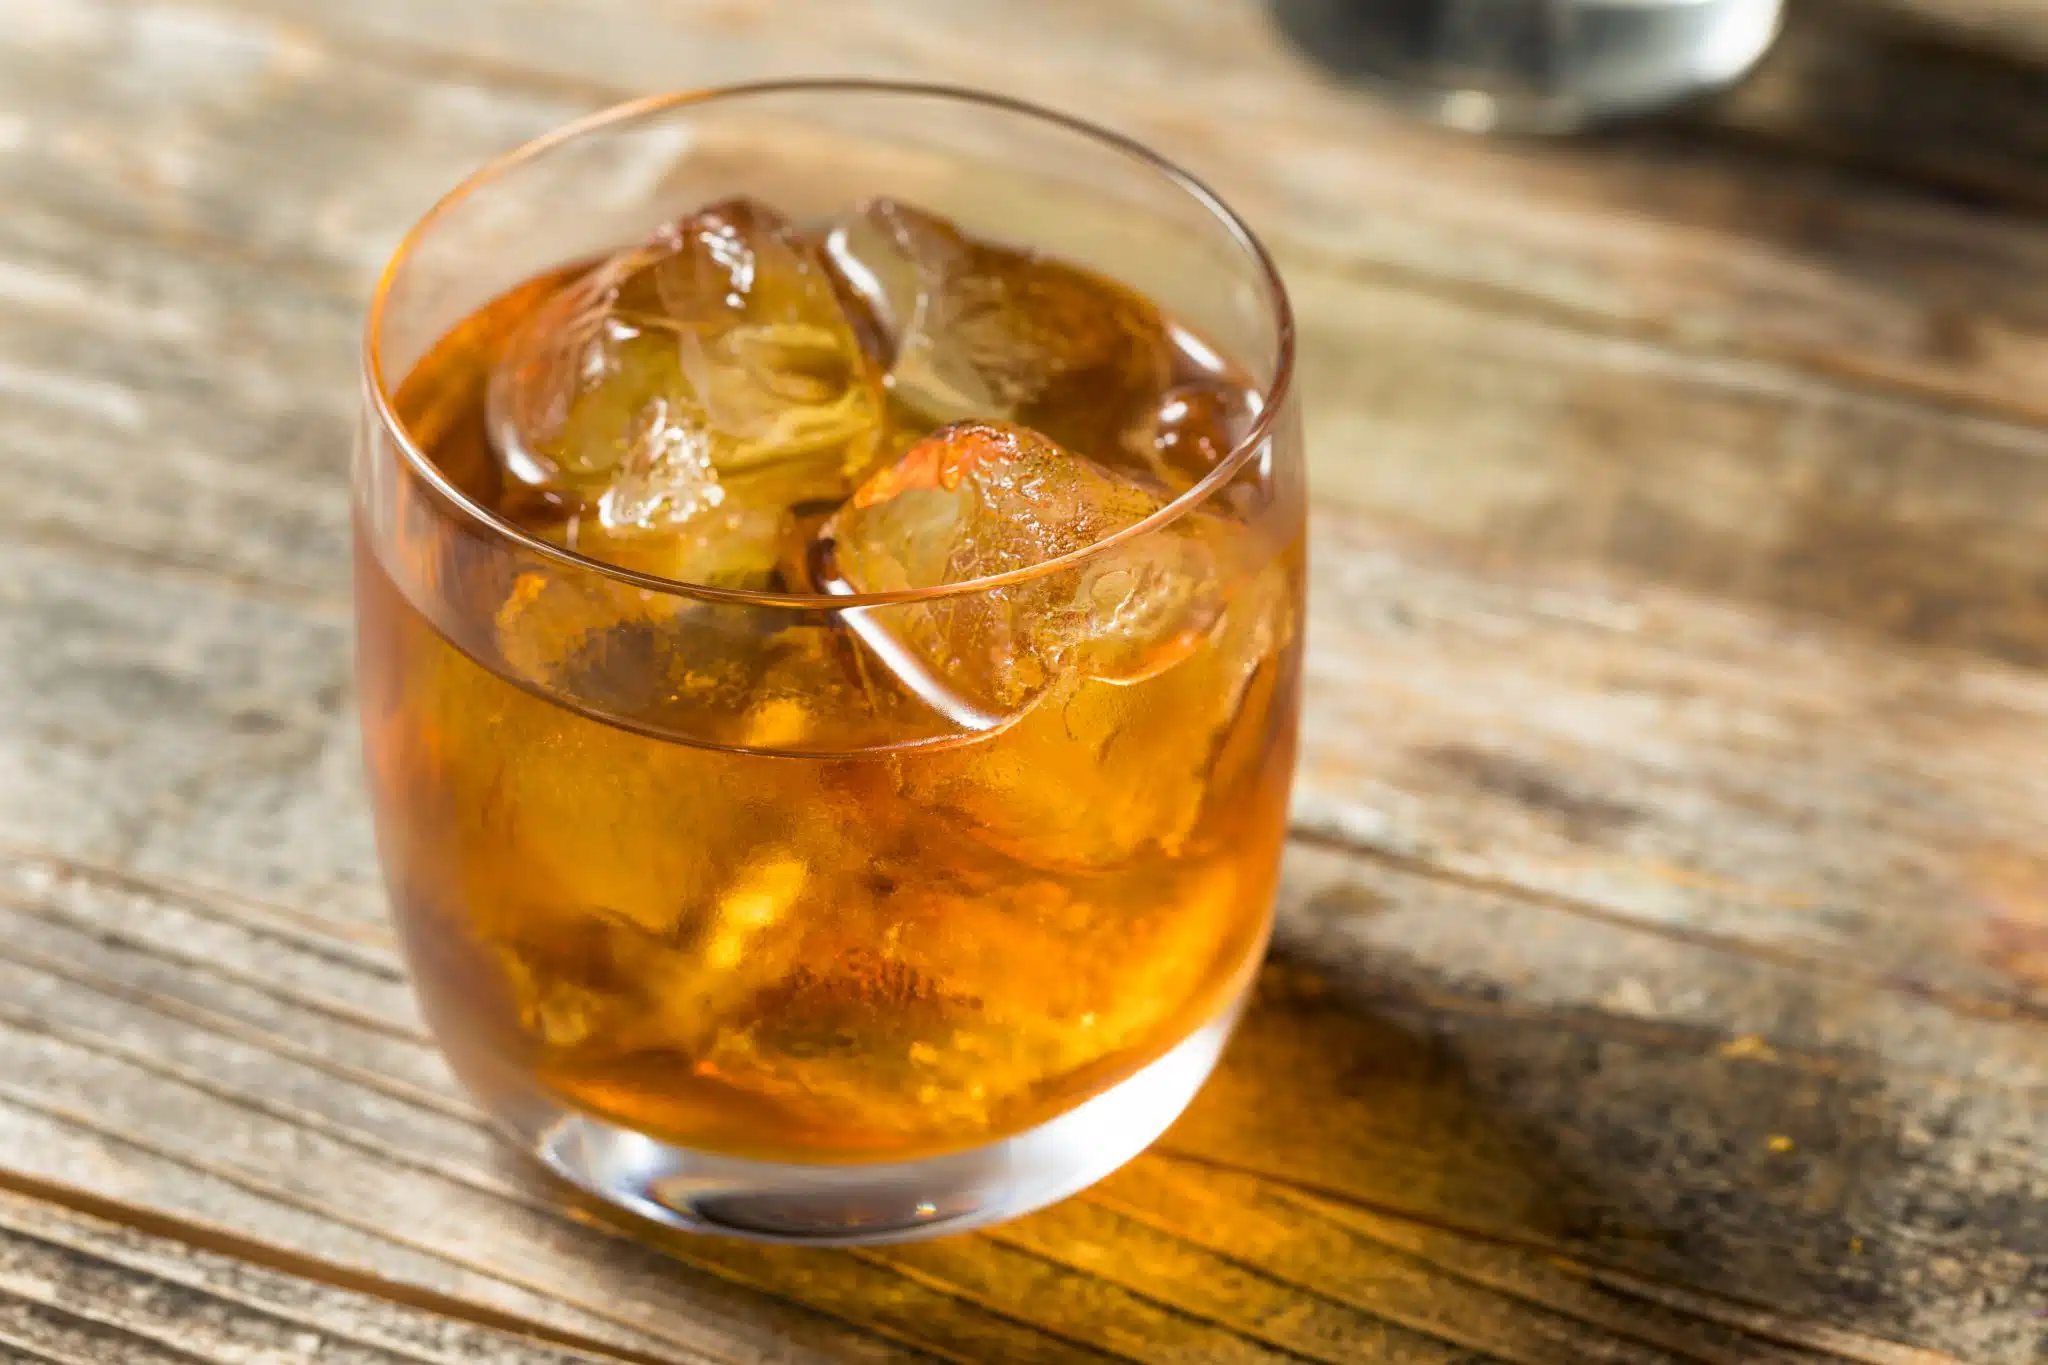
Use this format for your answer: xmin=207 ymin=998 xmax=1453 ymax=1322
xmin=474 ymin=990 xmax=1247 ymax=1246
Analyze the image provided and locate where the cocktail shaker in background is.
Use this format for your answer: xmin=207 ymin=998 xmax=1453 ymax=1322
xmin=1276 ymin=0 xmax=1783 ymax=132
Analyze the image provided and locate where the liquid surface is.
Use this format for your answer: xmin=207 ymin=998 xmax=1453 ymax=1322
xmin=357 ymin=197 xmax=1302 ymax=1161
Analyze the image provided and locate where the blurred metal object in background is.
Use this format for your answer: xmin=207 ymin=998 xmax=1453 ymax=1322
xmin=1275 ymin=0 xmax=1783 ymax=132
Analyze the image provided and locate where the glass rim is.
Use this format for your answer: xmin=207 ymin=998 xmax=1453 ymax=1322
xmin=363 ymin=77 xmax=1297 ymax=609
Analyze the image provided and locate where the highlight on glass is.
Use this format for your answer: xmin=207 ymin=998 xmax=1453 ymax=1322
xmin=354 ymin=81 xmax=1304 ymax=1245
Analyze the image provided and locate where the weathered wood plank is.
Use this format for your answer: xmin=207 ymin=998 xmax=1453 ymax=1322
xmin=14 ymin=122 xmax=2048 ymax=691
xmin=1290 ymin=271 xmax=2048 ymax=670
xmin=14 ymin=431 xmax=2048 ymax=1023
xmin=62 ymin=0 xmax=2048 ymax=414
xmin=12 ymin=0 xmax=2048 ymax=662
xmin=0 ymin=522 xmax=373 ymax=918
xmin=2 ymin=835 xmax=2035 ymax=1363
xmin=8 ymin=834 xmax=1982 ymax=1365
xmin=0 ymin=1337 xmax=66 ymax=1365
xmin=0 ymin=207 xmax=355 ymax=608
xmin=1 ymin=0 xmax=2043 ymax=1360
xmin=1295 ymin=519 xmax=2048 ymax=1019
xmin=4 ymin=821 xmax=2035 ymax=1364
xmin=5 ymin=486 xmax=2046 ymax=1352
xmin=1189 ymin=862 xmax=2046 ymax=1362
xmin=18 ymin=178 xmax=2048 ymax=685
xmin=9 ymin=3 xmax=2048 ymax=664
xmin=0 ymin=1044 xmax=1323 ymax=1364
xmin=0 ymin=1185 xmax=630 ymax=1365
xmin=11 ymin=0 xmax=2048 ymax=431
xmin=1 ymin=610 xmax=2043 ymax=1363
xmin=1882 ymin=0 xmax=2048 ymax=58
xmin=0 ymin=854 xmax=1361 ymax=1365
xmin=1709 ymin=0 xmax=2048 ymax=209
xmin=12 ymin=473 xmax=2039 ymax=1356
xmin=5 ymin=10 xmax=2048 ymax=1015
xmin=0 ymin=1110 xmax=990 ymax=1365
xmin=4 ymin=463 xmax=2041 ymax=1356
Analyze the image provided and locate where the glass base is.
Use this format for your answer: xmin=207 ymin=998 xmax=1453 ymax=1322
xmin=484 ymin=992 xmax=1247 ymax=1246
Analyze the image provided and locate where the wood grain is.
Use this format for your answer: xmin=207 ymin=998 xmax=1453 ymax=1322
xmin=1882 ymin=0 xmax=2048 ymax=57
xmin=3 ymin=0 xmax=2048 ymax=1003
xmin=9 ymin=0 xmax=2048 ymax=666
xmin=2 ymin=536 xmax=2045 ymax=1358
xmin=0 ymin=1184 xmax=637 ymax=1365
xmin=1713 ymin=0 xmax=2048 ymax=208
xmin=4 ymin=242 xmax=2048 ymax=1350
xmin=19 ymin=0 xmax=2048 ymax=422
xmin=0 ymin=0 xmax=2044 ymax=1360
xmin=0 ymin=785 xmax=2037 ymax=1364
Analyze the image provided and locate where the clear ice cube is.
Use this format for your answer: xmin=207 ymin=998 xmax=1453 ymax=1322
xmin=823 ymin=200 xmax=1176 ymax=461
xmin=487 ymin=198 xmax=884 ymax=587
xmin=821 ymin=419 xmax=1289 ymax=871
xmin=822 ymin=421 xmax=1222 ymax=728
xmin=899 ymin=557 xmax=1291 ymax=872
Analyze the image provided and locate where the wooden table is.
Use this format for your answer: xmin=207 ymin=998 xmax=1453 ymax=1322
xmin=2 ymin=0 xmax=2044 ymax=1361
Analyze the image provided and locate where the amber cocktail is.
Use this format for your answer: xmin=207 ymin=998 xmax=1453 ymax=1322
xmin=355 ymin=82 xmax=1302 ymax=1244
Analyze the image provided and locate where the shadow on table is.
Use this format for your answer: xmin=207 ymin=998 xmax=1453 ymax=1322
xmin=1156 ymin=957 xmax=1612 ymax=1248
xmin=1151 ymin=935 xmax=1947 ymax=1354
xmin=510 ymin=935 xmax=1948 ymax=1359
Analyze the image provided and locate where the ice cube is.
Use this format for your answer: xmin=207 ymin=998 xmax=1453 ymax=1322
xmin=821 ymin=421 xmax=1221 ymax=728
xmin=491 ymin=561 xmax=881 ymax=754
xmin=823 ymin=200 xmax=1175 ymax=461
xmin=545 ymin=500 xmax=791 ymax=590
xmin=453 ymin=690 xmax=878 ymax=1059
xmin=822 ymin=419 xmax=1286 ymax=870
xmin=899 ymin=557 xmax=1293 ymax=871
xmin=487 ymin=198 xmax=884 ymax=585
